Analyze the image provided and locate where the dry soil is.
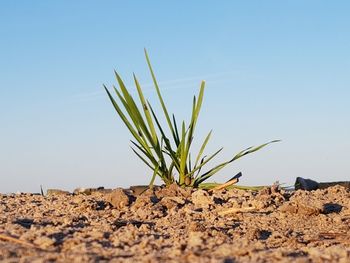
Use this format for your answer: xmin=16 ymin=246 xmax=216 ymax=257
xmin=1 ymin=184 xmax=350 ymax=262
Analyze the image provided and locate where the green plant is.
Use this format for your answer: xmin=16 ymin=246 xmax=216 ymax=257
xmin=104 ymin=50 xmax=279 ymax=188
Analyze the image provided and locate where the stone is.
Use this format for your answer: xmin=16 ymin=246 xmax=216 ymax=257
xmin=33 ymin=236 xmax=56 ymax=249
xmin=46 ymin=189 xmax=70 ymax=196
xmin=160 ymin=196 xmax=185 ymax=209
xmin=106 ymin=188 xmax=131 ymax=209
xmin=191 ymin=189 xmax=212 ymax=209
xmin=279 ymin=203 xmax=321 ymax=216
xmin=73 ymin=187 xmax=112 ymax=195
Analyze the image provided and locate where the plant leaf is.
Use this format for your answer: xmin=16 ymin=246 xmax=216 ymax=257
xmin=133 ymin=73 xmax=158 ymax=144
xmin=144 ymin=49 xmax=178 ymax=144
xmin=149 ymin=162 xmax=160 ymax=189
xmin=194 ymin=140 xmax=280 ymax=186
xmin=104 ymin=85 xmax=148 ymax=151
xmin=193 ymin=130 xmax=212 ymax=170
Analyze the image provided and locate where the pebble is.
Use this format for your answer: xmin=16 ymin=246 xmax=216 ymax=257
xmin=106 ymin=188 xmax=130 ymax=209
xmin=47 ymin=189 xmax=70 ymax=196
xmin=191 ymin=189 xmax=212 ymax=209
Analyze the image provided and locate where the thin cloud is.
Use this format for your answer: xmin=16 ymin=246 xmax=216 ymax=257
xmin=73 ymin=70 xmax=241 ymax=102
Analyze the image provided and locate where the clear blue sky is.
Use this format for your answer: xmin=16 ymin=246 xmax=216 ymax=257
xmin=1 ymin=1 xmax=349 ymax=193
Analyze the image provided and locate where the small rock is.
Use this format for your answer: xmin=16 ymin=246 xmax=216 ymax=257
xmin=156 ymin=184 xmax=191 ymax=199
xmin=279 ymin=202 xmax=321 ymax=216
xmin=323 ymin=203 xmax=342 ymax=214
xmin=191 ymin=189 xmax=212 ymax=209
xmin=160 ymin=196 xmax=185 ymax=209
xmin=73 ymin=187 xmax=112 ymax=195
xmin=106 ymin=188 xmax=131 ymax=209
xmin=73 ymin=188 xmax=93 ymax=195
xmin=132 ymin=196 xmax=151 ymax=210
xmin=129 ymin=185 xmax=151 ymax=196
xmin=33 ymin=236 xmax=55 ymax=248
xmin=46 ymin=189 xmax=70 ymax=196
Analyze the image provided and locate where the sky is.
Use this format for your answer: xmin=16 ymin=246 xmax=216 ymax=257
xmin=0 ymin=1 xmax=349 ymax=193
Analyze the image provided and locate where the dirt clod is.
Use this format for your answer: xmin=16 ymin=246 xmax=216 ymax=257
xmin=106 ymin=188 xmax=131 ymax=209
xmin=191 ymin=189 xmax=212 ymax=209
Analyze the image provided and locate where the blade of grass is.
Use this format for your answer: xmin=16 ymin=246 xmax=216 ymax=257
xmin=149 ymin=162 xmax=160 ymax=189
xmin=144 ymin=49 xmax=179 ymax=145
xmin=186 ymin=147 xmax=223 ymax=179
xmin=107 ymin=83 xmax=169 ymax=179
xmin=131 ymin=147 xmax=156 ymax=172
xmin=114 ymin=75 xmax=155 ymax=149
xmin=193 ymin=130 xmax=212 ymax=170
xmin=104 ymin=86 xmax=150 ymax=152
xmin=133 ymin=73 xmax=158 ymax=143
xmin=113 ymin=86 xmax=143 ymax=136
xmin=112 ymin=85 xmax=159 ymax=165
xmin=130 ymin=141 xmax=158 ymax=167
xmin=184 ymin=82 xmax=205 ymax=169
xmin=179 ymin=121 xmax=187 ymax=184
xmin=194 ymin=140 xmax=280 ymax=186
xmin=114 ymin=75 xmax=172 ymax=176
xmin=148 ymin=102 xmax=181 ymax=173
xmin=172 ymin=114 xmax=180 ymax=147
xmin=194 ymin=156 xmax=206 ymax=181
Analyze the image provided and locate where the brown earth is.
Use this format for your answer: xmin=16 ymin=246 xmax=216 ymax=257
xmin=1 ymin=184 xmax=350 ymax=262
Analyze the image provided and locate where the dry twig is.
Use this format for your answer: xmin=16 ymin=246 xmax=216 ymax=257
xmin=209 ymin=178 xmax=239 ymax=193
xmin=0 ymin=232 xmax=38 ymax=249
xmin=318 ymin=232 xmax=349 ymax=240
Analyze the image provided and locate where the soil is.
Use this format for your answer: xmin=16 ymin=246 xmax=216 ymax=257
xmin=1 ymin=184 xmax=350 ymax=262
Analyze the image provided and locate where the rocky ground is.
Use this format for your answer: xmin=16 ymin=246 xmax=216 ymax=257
xmin=0 ymin=184 xmax=350 ymax=262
